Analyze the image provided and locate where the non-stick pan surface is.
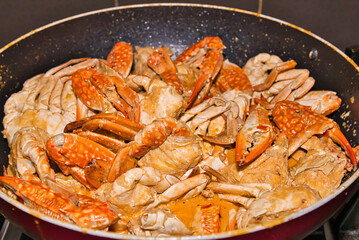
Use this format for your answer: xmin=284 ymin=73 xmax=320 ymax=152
xmin=0 ymin=3 xmax=358 ymax=240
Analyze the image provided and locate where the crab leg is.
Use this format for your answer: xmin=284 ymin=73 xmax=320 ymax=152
xmin=75 ymin=98 xmax=89 ymax=120
xmin=77 ymin=131 xmax=126 ymax=152
xmin=200 ymin=106 xmax=241 ymax=145
xmin=236 ymin=105 xmax=275 ymax=166
xmin=326 ymin=125 xmax=357 ymax=169
xmin=65 ymin=112 xmax=143 ymax=137
xmin=64 ymin=113 xmax=143 ymax=151
xmin=227 ymin=209 xmax=237 ymax=231
xmin=106 ymin=118 xmax=192 ymax=183
xmin=286 ymin=77 xmax=315 ymax=101
xmin=218 ymin=194 xmax=254 ymax=208
xmin=10 ymin=127 xmax=55 ymax=182
xmin=182 ymin=97 xmax=232 ymax=130
xmin=186 ymin=49 xmax=224 ymax=108
xmin=111 ymin=76 xmax=141 ymax=122
xmin=148 ymin=47 xmax=183 ymax=94
xmin=206 ymin=182 xmax=264 ymax=198
xmin=295 ymin=90 xmax=342 ymax=116
xmin=252 ymin=60 xmax=297 ymax=91
xmin=104 ymin=143 xmax=138 ymax=184
xmin=269 ymin=71 xmax=314 ymax=104
xmin=147 ymin=173 xmax=209 ymax=208
xmin=201 ymin=165 xmax=230 ymax=183
xmin=81 ymin=119 xmax=141 ymax=141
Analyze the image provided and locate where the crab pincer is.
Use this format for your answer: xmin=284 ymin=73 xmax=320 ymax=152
xmin=106 ymin=118 xmax=193 ymax=183
xmin=174 ymin=36 xmax=225 ymax=65
xmin=173 ymin=36 xmax=226 ymax=109
xmin=148 ymin=47 xmax=184 ymax=95
xmin=186 ymin=49 xmax=224 ymax=109
xmin=46 ymin=133 xmax=116 ymax=189
xmin=72 ymin=68 xmax=141 ymax=122
xmin=236 ymin=105 xmax=275 ymax=166
xmin=47 ymin=113 xmax=144 ymax=189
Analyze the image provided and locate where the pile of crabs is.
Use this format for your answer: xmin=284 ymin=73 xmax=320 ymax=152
xmin=1 ymin=36 xmax=358 ymax=236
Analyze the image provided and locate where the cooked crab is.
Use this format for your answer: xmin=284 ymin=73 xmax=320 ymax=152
xmin=0 ymin=37 xmax=357 ymax=238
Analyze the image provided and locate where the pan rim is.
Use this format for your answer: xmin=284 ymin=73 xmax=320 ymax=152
xmin=0 ymin=169 xmax=358 ymax=239
xmin=0 ymin=2 xmax=358 ymax=71
xmin=0 ymin=2 xmax=358 ymax=239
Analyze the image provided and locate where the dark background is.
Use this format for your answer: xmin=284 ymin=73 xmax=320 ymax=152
xmin=0 ymin=0 xmax=358 ymax=52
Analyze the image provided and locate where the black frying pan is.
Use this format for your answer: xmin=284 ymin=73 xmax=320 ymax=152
xmin=0 ymin=3 xmax=358 ymax=240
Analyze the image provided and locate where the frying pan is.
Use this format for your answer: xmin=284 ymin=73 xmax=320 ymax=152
xmin=0 ymin=3 xmax=358 ymax=240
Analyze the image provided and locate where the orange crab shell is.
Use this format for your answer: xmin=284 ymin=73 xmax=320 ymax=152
xmin=46 ymin=133 xmax=116 ymax=188
xmin=106 ymin=42 xmax=133 ymax=78
xmin=174 ymin=36 xmax=225 ymax=65
xmin=0 ymin=176 xmax=118 ymax=229
xmin=272 ymin=101 xmax=331 ymax=138
xmin=72 ymin=68 xmax=108 ymax=112
xmin=272 ymin=100 xmax=357 ymax=169
xmin=214 ymin=60 xmax=253 ymax=92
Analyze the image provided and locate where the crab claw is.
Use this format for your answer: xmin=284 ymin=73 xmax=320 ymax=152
xmin=72 ymin=68 xmax=141 ymax=122
xmin=326 ymin=125 xmax=357 ymax=169
xmin=72 ymin=69 xmax=110 ymax=113
xmin=0 ymin=175 xmax=24 ymax=196
xmin=172 ymin=36 xmax=225 ymax=109
xmin=148 ymin=47 xmax=183 ymax=95
xmin=46 ymin=133 xmax=115 ymax=188
xmin=107 ymin=118 xmax=192 ymax=183
xmin=89 ymin=71 xmax=141 ymax=122
xmin=174 ymin=36 xmax=225 ymax=66
xmin=106 ymin=143 xmax=139 ymax=183
xmin=186 ymin=49 xmax=224 ymax=109
xmin=236 ymin=105 xmax=275 ymax=166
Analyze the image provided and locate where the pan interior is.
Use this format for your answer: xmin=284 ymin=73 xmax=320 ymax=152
xmin=0 ymin=3 xmax=358 ymax=239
